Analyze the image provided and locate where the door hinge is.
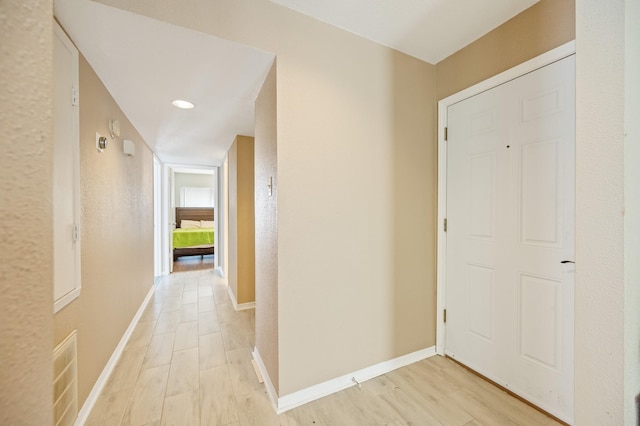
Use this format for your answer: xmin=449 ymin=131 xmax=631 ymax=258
xmin=443 ymin=309 xmax=447 ymax=323
xmin=444 ymin=127 xmax=448 ymax=141
xmin=443 ymin=218 xmax=447 ymax=232
xmin=71 ymin=86 xmax=79 ymax=107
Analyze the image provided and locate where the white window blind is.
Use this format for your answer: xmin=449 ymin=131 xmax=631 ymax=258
xmin=180 ymin=187 xmax=214 ymax=207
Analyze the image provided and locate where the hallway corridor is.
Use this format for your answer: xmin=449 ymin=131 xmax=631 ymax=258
xmin=85 ymin=270 xmax=562 ymax=425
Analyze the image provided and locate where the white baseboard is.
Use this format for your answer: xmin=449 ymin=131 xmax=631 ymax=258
xmin=253 ymin=345 xmax=436 ymax=414
xmin=252 ymin=347 xmax=280 ymax=412
xmin=75 ymin=284 xmax=156 ymax=426
xmin=227 ymin=285 xmax=256 ymax=311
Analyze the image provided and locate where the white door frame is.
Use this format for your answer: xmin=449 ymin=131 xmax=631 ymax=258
xmin=436 ymin=40 xmax=576 ymax=355
xmin=153 ymin=155 xmax=162 ymax=277
xmin=165 ymin=163 xmax=217 ymax=273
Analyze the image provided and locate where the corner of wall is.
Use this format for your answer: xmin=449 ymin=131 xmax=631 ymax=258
xmin=0 ymin=3 xmax=54 ymax=424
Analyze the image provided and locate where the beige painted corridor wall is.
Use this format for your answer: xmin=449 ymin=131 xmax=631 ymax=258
xmin=227 ymin=135 xmax=256 ymax=306
xmin=0 ymin=2 xmax=54 ymax=424
xmin=1 ymin=0 xmax=634 ymax=423
xmin=95 ymin=0 xmax=437 ymax=396
xmin=436 ymin=0 xmax=575 ymax=100
xmin=53 ymin=55 xmax=154 ymax=407
xmin=254 ymin=62 xmax=279 ymax=391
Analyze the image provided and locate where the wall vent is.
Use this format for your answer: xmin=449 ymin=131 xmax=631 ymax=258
xmin=53 ymin=331 xmax=78 ymax=426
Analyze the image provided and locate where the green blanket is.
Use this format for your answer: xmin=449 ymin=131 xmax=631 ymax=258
xmin=173 ymin=228 xmax=214 ymax=248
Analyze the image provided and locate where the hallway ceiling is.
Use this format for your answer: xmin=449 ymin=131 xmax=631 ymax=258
xmin=269 ymin=0 xmax=539 ymax=63
xmin=54 ymin=0 xmax=275 ymax=167
xmin=54 ymin=0 xmax=538 ymax=167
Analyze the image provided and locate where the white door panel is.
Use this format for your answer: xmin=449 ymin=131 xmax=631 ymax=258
xmin=446 ymin=55 xmax=575 ymax=423
xmin=53 ymin=21 xmax=81 ymax=312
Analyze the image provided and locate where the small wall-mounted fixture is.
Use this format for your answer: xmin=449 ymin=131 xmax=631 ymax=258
xmin=96 ymin=132 xmax=108 ymax=153
xmin=108 ymin=119 xmax=120 ymax=139
xmin=123 ymin=139 xmax=135 ymax=157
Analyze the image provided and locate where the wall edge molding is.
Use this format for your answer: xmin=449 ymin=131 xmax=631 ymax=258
xmin=252 ymin=347 xmax=279 ymax=412
xmin=214 ymin=266 xmax=225 ymax=278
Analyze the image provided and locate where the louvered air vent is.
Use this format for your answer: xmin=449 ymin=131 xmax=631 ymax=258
xmin=53 ymin=331 xmax=78 ymax=426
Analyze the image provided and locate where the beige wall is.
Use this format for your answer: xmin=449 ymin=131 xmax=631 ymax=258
xmin=254 ymin=62 xmax=279 ymax=391
xmin=575 ymin=0 xmax=625 ymax=423
xmin=1 ymin=0 xmax=635 ymax=422
xmin=227 ymin=141 xmax=238 ymax=299
xmin=95 ymin=0 xmax=437 ymax=396
xmin=237 ymin=136 xmax=256 ymax=304
xmin=227 ymin=135 xmax=256 ymax=305
xmin=436 ymin=0 xmax=576 ymax=100
xmin=625 ymin=1 xmax=640 ymax=422
xmin=0 ymin=1 xmax=54 ymax=424
xmin=53 ymin=55 xmax=154 ymax=407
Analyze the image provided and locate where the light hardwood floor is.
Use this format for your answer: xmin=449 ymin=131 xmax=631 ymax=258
xmin=86 ymin=270 xmax=562 ymax=426
xmin=172 ymin=255 xmax=215 ymax=273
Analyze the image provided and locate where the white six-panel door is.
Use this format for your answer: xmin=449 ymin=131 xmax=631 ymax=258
xmin=445 ymin=55 xmax=575 ymax=423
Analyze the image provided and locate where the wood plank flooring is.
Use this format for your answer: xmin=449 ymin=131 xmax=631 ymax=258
xmin=86 ymin=270 xmax=562 ymax=426
xmin=172 ymin=255 xmax=215 ymax=273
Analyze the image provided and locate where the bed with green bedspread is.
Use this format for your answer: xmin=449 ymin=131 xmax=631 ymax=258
xmin=173 ymin=228 xmax=214 ymax=248
xmin=173 ymin=207 xmax=215 ymax=260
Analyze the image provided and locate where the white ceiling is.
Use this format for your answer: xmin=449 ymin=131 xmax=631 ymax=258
xmin=270 ymin=0 xmax=539 ymax=64
xmin=54 ymin=0 xmax=275 ymax=166
xmin=54 ymin=0 xmax=538 ymax=167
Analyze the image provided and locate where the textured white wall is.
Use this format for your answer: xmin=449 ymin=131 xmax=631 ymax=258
xmin=575 ymin=0 xmax=625 ymax=423
xmin=624 ymin=0 xmax=640 ymax=423
xmin=0 ymin=1 xmax=54 ymax=424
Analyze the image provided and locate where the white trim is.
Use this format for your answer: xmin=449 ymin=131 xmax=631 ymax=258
xmin=53 ymin=287 xmax=81 ymax=314
xmin=275 ymin=346 xmax=436 ymax=414
xmin=53 ymin=20 xmax=82 ymax=314
xmin=74 ymin=285 xmax=156 ymax=426
xmin=436 ymin=92 xmax=448 ymax=355
xmin=439 ymin=41 xmax=576 ymax=107
xmin=227 ymin=285 xmax=256 ymax=311
xmin=435 ymin=40 xmax=576 ymax=356
xmin=153 ymin=155 xmax=163 ymax=277
xmin=252 ymin=347 xmax=279 ymax=412
xmin=214 ymin=266 xmax=225 ymax=278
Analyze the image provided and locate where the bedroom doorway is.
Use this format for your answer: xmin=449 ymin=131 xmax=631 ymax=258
xmin=168 ymin=166 xmax=218 ymax=274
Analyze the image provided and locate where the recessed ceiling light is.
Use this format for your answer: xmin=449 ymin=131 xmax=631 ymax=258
xmin=171 ymin=99 xmax=195 ymax=109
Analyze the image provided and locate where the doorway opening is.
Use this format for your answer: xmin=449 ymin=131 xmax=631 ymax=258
xmin=166 ymin=166 xmax=217 ymax=274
